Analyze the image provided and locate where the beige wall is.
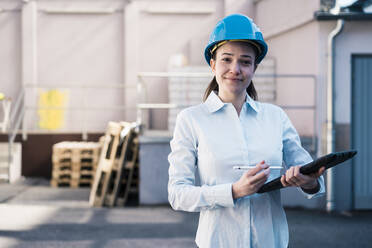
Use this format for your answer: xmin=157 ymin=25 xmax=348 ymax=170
xmin=2 ymin=0 xmax=259 ymax=133
xmin=265 ymin=21 xmax=319 ymax=137
xmin=254 ymin=0 xmax=322 ymax=137
xmin=1 ymin=0 xmax=129 ymax=133
xmin=124 ymin=0 xmax=255 ymax=129
xmin=1 ymin=0 xmax=332 ymax=136
xmin=255 ymin=0 xmax=320 ymax=38
xmin=0 ymin=1 xmax=22 ymax=102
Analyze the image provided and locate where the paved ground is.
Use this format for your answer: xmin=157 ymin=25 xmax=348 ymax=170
xmin=0 ymin=178 xmax=371 ymax=248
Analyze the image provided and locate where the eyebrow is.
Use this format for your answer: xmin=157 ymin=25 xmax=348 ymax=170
xmin=221 ymin=53 xmax=253 ymax=58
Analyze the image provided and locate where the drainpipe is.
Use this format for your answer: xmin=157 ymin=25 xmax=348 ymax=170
xmin=326 ymin=19 xmax=344 ymax=212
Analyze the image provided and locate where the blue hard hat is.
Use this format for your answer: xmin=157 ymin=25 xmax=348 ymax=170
xmin=204 ymin=14 xmax=268 ymax=65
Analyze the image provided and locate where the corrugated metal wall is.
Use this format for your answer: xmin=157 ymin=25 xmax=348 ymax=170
xmin=352 ymin=55 xmax=372 ymax=209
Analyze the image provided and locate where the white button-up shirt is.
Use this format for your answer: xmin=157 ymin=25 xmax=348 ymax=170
xmin=168 ymin=91 xmax=325 ymax=248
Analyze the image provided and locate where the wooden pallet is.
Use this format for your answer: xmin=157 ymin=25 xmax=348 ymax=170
xmin=51 ymin=178 xmax=93 ymax=188
xmin=89 ymin=121 xmax=140 ymax=207
xmin=51 ymin=141 xmax=101 ymax=188
xmin=89 ymin=122 xmax=124 ymax=207
xmin=117 ymin=136 xmax=139 ymax=206
xmin=52 ymin=161 xmax=98 ymax=172
xmin=52 ymin=167 xmax=95 ymax=180
xmin=51 ymin=162 xmax=97 ymax=187
xmin=105 ymin=127 xmax=139 ymax=207
xmin=53 ymin=142 xmax=101 ymax=164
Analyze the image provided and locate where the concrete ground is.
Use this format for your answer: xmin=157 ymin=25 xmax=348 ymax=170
xmin=0 ymin=178 xmax=371 ymax=248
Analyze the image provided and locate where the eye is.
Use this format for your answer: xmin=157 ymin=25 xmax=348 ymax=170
xmin=241 ymin=60 xmax=252 ymax=66
xmin=221 ymin=57 xmax=232 ymax=63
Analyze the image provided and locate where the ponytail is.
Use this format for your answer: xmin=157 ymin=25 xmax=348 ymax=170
xmin=203 ymin=77 xmax=258 ymax=101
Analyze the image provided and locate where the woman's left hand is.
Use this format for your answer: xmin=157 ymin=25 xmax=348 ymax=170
xmin=280 ymin=166 xmax=325 ymax=190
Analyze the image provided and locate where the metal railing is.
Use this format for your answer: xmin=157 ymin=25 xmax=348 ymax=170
xmin=255 ymin=74 xmax=318 ymax=153
xmin=137 ymin=71 xmax=212 ymax=126
xmin=6 ymin=88 xmax=24 ymax=182
xmin=137 ymin=72 xmax=318 ymax=153
xmin=4 ymin=74 xmax=317 ymax=181
xmin=5 ymin=83 xmax=135 ymax=181
xmin=0 ymin=97 xmax=12 ymax=133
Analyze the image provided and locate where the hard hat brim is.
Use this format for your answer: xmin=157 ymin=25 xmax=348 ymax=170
xmin=204 ymin=39 xmax=268 ymax=65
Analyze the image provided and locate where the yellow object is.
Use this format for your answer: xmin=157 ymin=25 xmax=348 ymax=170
xmin=0 ymin=92 xmax=4 ymax=100
xmin=38 ymin=89 xmax=68 ymax=130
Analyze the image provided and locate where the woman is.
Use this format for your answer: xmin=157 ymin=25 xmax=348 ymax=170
xmin=168 ymin=14 xmax=325 ymax=248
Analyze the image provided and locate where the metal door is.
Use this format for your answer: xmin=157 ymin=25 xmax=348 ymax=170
xmin=352 ymin=55 xmax=372 ymax=209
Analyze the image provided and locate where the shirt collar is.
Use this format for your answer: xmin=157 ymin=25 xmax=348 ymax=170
xmin=204 ymin=91 xmax=259 ymax=113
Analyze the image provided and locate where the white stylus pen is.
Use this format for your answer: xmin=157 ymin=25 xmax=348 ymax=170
xmin=233 ymin=165 xmax=282 ymax=170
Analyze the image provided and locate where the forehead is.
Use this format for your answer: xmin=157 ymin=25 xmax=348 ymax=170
xmin=216 ymin=41 xmax=256 ymax=56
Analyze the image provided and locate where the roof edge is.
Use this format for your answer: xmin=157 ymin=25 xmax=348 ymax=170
xmin=315 ymin=11 xmax=372 ymax=21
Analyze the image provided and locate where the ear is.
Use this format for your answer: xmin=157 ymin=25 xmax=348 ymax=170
xmin=210 ymin=59 xmax=216 ymax=75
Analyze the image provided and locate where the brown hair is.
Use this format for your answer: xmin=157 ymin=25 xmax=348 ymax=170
xmin=203 ymin=77 xmax=258 ymax=101
xmin=203 ymin=41 xmax=259 ymax=101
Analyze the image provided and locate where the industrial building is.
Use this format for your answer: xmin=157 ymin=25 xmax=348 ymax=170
xmin=1 ymin=0 xmax=371 ymax=211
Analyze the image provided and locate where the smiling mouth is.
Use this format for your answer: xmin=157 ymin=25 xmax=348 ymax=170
xmin=225 ymin=78 xmax=242 ymax=81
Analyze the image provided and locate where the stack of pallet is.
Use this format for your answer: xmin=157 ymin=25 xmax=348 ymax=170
xmin=89 ymin=121 xmax=139 ymax=207
xmin=51 ymin=142 xmax=101 ymax=188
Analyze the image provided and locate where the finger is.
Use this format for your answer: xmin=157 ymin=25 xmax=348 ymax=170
xmin=285 ymin=167 xmax=294 ymax=184
xmin=286 ymin=167 xmax=303 ymax=186
xmin=293 ymin=166 xmax=309 ymax=182
xmin=247 ymin=160 xmax=268 ymax=176
xmin=288 ymin=177 xmax=301 ymax=186
xmin=281 ymin=175 xmax=290 ymax=187
xmin=254 ymin=178 xmax=269 ymax=191
xmin=250 ymin=168 xmax=270 ymax=185
xmin=318 ymin=166 xmax=326 ymax=175
xmin=308 ymin=166 xmax=326 ymax=178
xmin=294 ymin=166 xmax=301 ymax=178
xmin=292 ymin=166 xmax=303 ymax=184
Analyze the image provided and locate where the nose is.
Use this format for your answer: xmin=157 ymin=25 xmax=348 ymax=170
xmin=229 ymin=61 xmax=241 ymax=75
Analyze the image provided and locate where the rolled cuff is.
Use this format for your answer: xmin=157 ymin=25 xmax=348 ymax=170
xmin=300 ymin=176 xmax=325 ymax=199
xmin=205 ymin=183 xmax=235 ymax=208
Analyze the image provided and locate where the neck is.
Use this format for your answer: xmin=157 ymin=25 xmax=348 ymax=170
xmin=218 ymin=91 xmax=246 ymax=115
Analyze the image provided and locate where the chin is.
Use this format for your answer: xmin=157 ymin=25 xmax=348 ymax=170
xmin=227 ymin=87 xmax=246 ymax=96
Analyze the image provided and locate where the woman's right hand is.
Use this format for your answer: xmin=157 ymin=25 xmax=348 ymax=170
xmin=232 ymin=161 xmax=270 ymax=199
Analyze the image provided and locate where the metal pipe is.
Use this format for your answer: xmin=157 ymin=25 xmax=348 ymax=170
xmin=326 ymin=19 xmax=344 ymax=212
xmin=40 ymin=8 xmax=119 ymax=15
xmin=137 ymin=72 xmax=318 ymax=142
xmin=25 ymin=106 xmax=134 ymax=111
xmin=138 ymin=72 xmax=316 ymax=79
xmin=143 ymin=6 xmax=215 ymax=15
xmin=9 ymin=89 xmax=24 ymax=125
xmin=138 ymin=72 xmax=212 ymax=78
xmin=24 ymin=83 xmax=136 ymax=89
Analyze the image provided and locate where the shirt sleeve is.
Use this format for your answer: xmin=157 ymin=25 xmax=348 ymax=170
xmin=168 ymin=110 xmax=235 ymax=212
xmin=280 ymin=108 xmax=325 ymax=199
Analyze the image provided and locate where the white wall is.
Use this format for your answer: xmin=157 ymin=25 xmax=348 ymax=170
xmin=0 ymin=1 xmax=22 ymax=102
xmin=317 ymin=20 xmax=337 ymax=154
xmin=334 ymin=21 xmax=372 ymax=124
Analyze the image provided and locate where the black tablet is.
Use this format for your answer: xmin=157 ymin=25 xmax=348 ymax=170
xmin=257 ymin=150 xmax=357 ymax=194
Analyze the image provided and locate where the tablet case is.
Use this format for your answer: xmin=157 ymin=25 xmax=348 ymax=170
xmin=257 ymin=150 xmax=357 ymax=194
